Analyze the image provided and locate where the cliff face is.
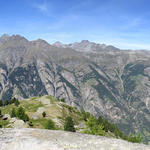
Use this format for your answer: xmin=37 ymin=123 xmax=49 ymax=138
xmin=0 ymin=128 xmax=150 ymax=150
xmin=0 ymin=35 xmax=150 ymax=142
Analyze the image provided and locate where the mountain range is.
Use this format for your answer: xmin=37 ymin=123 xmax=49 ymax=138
xmin=0 ymin=34 xmax=150 ymax=143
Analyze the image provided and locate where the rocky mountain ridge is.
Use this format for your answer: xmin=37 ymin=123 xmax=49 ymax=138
xmin=0 ymin=34 xmax=150 ymax=142
xmin=53 ymin=40 xmax=121 ymax=52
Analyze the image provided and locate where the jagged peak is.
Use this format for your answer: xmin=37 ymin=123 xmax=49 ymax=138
xmin=81 ymin=40 xmax=90 ymax=43
xmin=53 ymin=41 xmax=63 ymax=45
xmin=0 ymin=34 xmax=28 ymax=42
xmin=31 ymin=38 xmax=51 ymax=47
xmin=11 ymin=34 xmax=28 ymax=41
xmin=53 ymin=41 xmax=68 ymax=48
xmin=53 ymin=41 xmax=64 ymax=46
xmin=0 ymin=34 xmax=10 ymax=40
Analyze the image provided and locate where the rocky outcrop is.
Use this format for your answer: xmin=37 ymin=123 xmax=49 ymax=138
xmin=0 ymin=128 xmax=149 ymax=150
xmin=12 ymin=120 xmax=27 ymax=128
xmin=31 ymin=107 xmax=46 ymax=120
xmin=2 ymin=114 xmax=10 ymax=120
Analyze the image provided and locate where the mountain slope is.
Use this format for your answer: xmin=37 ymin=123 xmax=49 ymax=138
xmin=0 ymin=34 xmax=150 ymax=143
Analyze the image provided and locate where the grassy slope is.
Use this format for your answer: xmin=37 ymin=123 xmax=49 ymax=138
xmin=0 ymin=95 xmax=84 ymax=130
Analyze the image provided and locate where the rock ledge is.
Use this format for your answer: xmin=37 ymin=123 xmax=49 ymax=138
xmin=0 ymin=128 xmax=149 ymax=150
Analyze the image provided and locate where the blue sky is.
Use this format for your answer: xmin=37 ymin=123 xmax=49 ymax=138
xmin=0 ymin=0 xmax=150 ymax=49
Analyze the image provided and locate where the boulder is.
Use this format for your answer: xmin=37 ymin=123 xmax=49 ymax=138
xmin=32 ymin=112 xmax=41 ymax=120
xmin=39 ymin=97 xmax=50 ymax=105
xmin=37 ymin=107 xmax=45 ymax=114
xmin=13 ymin=120 xmax=26 ymax=128
xmin=2 ymin=114 xmax=10 ymax=120
xmin=9 ymin=117 xmax=17 ymax=123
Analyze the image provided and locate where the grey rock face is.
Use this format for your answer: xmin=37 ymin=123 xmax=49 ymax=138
xmin=0 ymin=35 xmax=150 ymax=142
xmin=0 ymin=128 xmax=149 ymax=150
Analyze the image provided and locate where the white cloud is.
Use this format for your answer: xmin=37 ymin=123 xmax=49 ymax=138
xmin=34 ymin=2 xmax=49 ymax=13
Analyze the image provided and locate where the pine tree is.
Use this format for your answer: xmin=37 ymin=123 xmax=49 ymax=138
xmin=97 ymin=116 xmax=104 ymax=125
xmin=81 ymin=109 xmax=90 ymax=121
xmin=23 ymin=114 xmax=29 ymax=122
xmin=0 ymin=100 xmax=3 ymax=107
xmin=11 ymin=108 xmax=16 ymax=118
xmin=42 ymin=111 xmax=46 ymax=117
xmin=11 ymin=97 xmax=16 ymax=104
xmin=0 ymin=109 xmax=2 ymax=118
xmin=14 ymin=99 xmax=20 ymax=107
xmin=17 ymin=107 xmax=25 ymax=120
xmin=16 ymin=107 xmax=29 ymax=122
xmin=4 ymin=100 xmax=9 ymax=106
xmin=64 ymin=116 xmax=76 ymax=132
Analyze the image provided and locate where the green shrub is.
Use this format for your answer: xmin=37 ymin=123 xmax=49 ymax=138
xmin=86 ymin=115 xmax=97 ymax=129
xmin=68 ymin=106 xmax=73 ymax=112
xmin=64 ymin=116 xmax=76 ymax=132
xmin=83 ymin=115 xmax=105 ymax=136
xmin=45 ymin=119 xmax=55 ymax=130
xmin=97 ymin=116 xmax=103 ymax=124
xmin=97 ymin=124 xmax=105 ymax=136
xmin=127 ymin=133 xmax=143 ymax=143
xmin=60 ymin=98 xmax=65 ymax=102
xmin=81 ymin=109 xmax=90 ymax=121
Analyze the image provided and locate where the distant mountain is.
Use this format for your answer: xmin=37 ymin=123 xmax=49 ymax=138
xmin=0 ymin=34 xmax=150 ymax=143
xmin=53 ymin=40 xmax=120 ymax=52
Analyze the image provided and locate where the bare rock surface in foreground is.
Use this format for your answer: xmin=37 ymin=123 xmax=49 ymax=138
xmin=0 ymin=128 xmax=150 ymax=150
